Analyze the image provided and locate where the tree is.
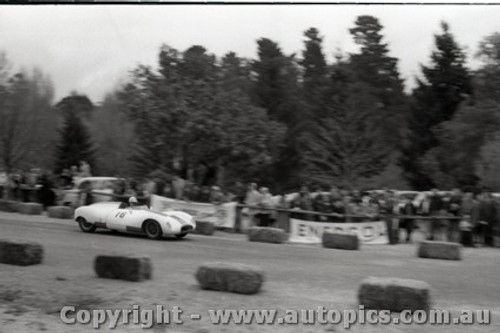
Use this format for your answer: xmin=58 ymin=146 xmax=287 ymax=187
xmin=119 ymin=44 xmax=285 ymax=186
xmin=474 ymin=32 xmax=500 ymax=102
xmin=220 ymin=52 xmax=252 ymax=96
xmin=401 ymin=22 xmax=473 ymax=189
xmin=55 ymin=97 xmax=96 ymax=173
xmin=475 ymin=132 xmax=500 ymax=191
xmin=56 ymin=93 xmax=94 ymax=121
xmin=419 ymin=99 xmax=500 ymax=189
xmin=300 ymin=27 xmax=328 ymax=121
xmin=0 ymin=57 xmax=56 ymax=175
xmin=349 ymin=15 xmax=408 ymax=149
xmin=252 ymin=38 xmax=306 ymax=189
xmin=301 ymin=77 xmax=390 ymax=188
xmin=91 ymin=92 xmax=134 ymax=177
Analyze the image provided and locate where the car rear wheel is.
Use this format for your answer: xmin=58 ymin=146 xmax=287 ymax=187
xmin=77 ymin=217 xmax=96 ymax=233
xmin=144 ymin=220 xmax=162 ymax=240
xmin=175 ymin=232 xmax=187 ymax=239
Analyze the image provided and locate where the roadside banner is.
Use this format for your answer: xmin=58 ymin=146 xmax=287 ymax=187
xmin=289 ymin=218 xmax=388 ymax=245
xmin=150 ymin=195 xmax=236 ymax=228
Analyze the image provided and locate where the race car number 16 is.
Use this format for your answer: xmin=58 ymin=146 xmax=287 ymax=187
xmin=115 ymin=211 xmax=127 ymax=218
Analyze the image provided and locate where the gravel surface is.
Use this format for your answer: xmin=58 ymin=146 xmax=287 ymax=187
xmin=0 ymin=212 xmax=498 ymax=332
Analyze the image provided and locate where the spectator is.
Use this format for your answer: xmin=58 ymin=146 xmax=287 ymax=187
xmin=459 ymin=214 xmax=474 ymax=247
xmin=79 ymin=161 xmax=92 ymax=177
xmin=351 ymin=189 xmax=362 ymax=204
xmin=70 ymin=165 xmax=80 ymax=185
xmin=245 ymin=183 xmax=262 ymax=226
xmin=124 ymin=179 xmax=138 ymax=198
xmin=313 ymin=192 xmax=333 ymax=222
xmin=155 ymin=177 xmax=166 ymax=196
xmin=198 ymin=185 xmax=211 ymax=203
xmin=190 ymin=184 xmax=202 ymax=202
xmin=398 ymin=196 xmax=416 ymax=243
xmin=79 ymin=180 xmax=93 ymax=206
xmin=256 ymin=187 xmax=274 ymax=227
xmin=328 ymin=186 xmax=344 ymax=222
xmin=209 ymin=186 xmax=225 ymax=204
xmin=290 ymin=184 xmax=313 ymax=220
xmin=38 ymin=174 xmax=56 ymax=209
xmin=161 ymin=181 xmax=174 ymax=198
xmin=446 ymin=189 xmax=462 ymax=241
xmin=60 ymin=168 xmax=73 ymax=189
xmin=428 ymin=188 xmax=444 ymax=240
xmin=232 ymin=181 xmax=247 ymax=204
xmin=357 ymin=194 xmax=379 ymax=222
xmin=331 ymin=197 xmax=345 ymax=222
xmin=142 ymin=177 xmax=156 ymax=197
xmin=448 ymin=189 xmax=462 ymax=216
xmin=477 ymin=192 xmax=497 ymax=247
xmin=380 ymin=190 xmax=398 ymax=244
xmin=172 ymin=175 xmax=186 ymax=200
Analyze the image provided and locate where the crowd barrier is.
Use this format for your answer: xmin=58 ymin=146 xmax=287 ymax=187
xmin=234 ymin=204 xmax=462 ymax=245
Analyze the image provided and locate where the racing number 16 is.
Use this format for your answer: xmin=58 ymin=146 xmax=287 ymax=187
xmin=115 ymin=211 xmax=127 ymax=218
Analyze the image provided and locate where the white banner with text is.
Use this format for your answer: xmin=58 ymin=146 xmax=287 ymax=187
xmin=289 ymin=219 xmax=388 ymax=245
xmin=150 ymin=195 xmax=236 ymax=228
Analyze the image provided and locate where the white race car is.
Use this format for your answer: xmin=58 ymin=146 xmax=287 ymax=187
xmin=74 ymin=202 xmax=196 ymax=239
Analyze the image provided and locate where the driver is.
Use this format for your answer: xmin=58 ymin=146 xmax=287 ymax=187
xmin=128 ymin=196 xmax=148 ymax=210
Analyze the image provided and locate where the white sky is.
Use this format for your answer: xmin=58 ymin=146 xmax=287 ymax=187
xmin=0 ymin=4 xmax=499 ymax=103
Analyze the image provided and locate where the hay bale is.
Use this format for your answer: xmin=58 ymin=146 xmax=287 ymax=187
xmin=0 ymin=200 xmax=19 ymax=212
xmin=418 ymin=241 xmax=462 ymax=260
xmin=358 ymin=276 xmax=431 ymax=312
xmin=247 ymin=227 xmax=287 ymax=244
xmin=17 ymin=202 xmax=43 ymax=215
xmin=94 ymin=255 xmax=152 ymax=282
xmin=195 ymin=262 xmax=264 ymax=295
xmin=322 ymin=232 xmax=359 ymax=250
xmin=47 ymin=206 xmax=74 ymax=219
xmin=0 ymin=239 xmax=43 ymax=266
xmin=193 ymin=221 xmax=215 ymax=236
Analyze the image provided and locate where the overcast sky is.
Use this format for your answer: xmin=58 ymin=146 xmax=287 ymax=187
xmin=1 ymin=3 xmax=499 ymax=104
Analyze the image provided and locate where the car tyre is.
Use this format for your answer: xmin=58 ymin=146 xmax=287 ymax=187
xmin=144 ymin=219 xmax=162 ymax=240
xmin=77 ymin=217 xmax=96 ymax=233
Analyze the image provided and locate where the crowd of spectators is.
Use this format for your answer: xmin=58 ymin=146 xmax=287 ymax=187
xmin=1 ymin=166 xmax=498 ymax=247
xmin=232 ymin=183 xmax=499 ymax=247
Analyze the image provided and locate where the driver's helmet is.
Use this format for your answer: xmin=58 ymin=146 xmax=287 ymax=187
xmin=129 ymin=196 xmax=138 ymax=205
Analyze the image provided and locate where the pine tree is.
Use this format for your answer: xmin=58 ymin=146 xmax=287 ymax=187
xmin=252 ymin=38 xmax=305 ymax=189
xmin=474 ymin=32 xmax=500 ymax=102
xmin=401 ymin=22 xmax=473 ymax=189
xmin=301 ymin=79 xmax=390 ymax=188
xmin=55 ymin=108 xmax=96 ymax=173
xmin=301 ymin=27 xmax=328 ymax=121
xmin=349 ymin=15 xmax=408 ymax=149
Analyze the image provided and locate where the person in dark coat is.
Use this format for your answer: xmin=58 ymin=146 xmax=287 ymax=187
xmin=477 ymin=192 xmax=497 ymax=246
xmin=398 ymin=197 xmax=416 ymax=243
xmin=427 ymin=188 xmax=443 ymax=240
xmin=38 ymin=174 xmax=56 ymax=209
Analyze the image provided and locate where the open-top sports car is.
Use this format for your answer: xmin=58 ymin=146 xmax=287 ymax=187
xmin=74 ymin=202 xmax=196 ymax=239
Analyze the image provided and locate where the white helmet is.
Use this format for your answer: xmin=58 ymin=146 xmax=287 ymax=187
xmin=129 ymin=196 xmax=138 ymax=205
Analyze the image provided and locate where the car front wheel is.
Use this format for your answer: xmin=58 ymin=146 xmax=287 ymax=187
xmin=77 ymin=217 xmax=96 ymax=233
xmin=144 ymin=220 xmax=162 ymax=240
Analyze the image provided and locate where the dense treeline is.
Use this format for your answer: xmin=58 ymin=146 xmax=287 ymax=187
xmin=2 ymin=15 xmax=500 ymax=193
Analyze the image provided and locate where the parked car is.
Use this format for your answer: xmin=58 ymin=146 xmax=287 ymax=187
xmin=59 ymin=177 xmax=123 ymax=207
